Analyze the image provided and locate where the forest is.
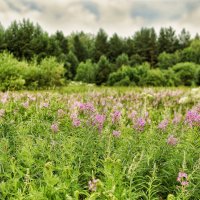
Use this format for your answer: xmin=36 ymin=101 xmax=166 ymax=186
xmin=0 ymin=19 xmax=200 ymax=89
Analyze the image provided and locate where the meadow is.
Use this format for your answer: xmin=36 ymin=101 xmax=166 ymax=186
xmin=0 ymin=87 xmax=199 ymax=200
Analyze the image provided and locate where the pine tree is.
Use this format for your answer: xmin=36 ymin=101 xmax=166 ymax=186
xmin=73 ymin=34 xmax=88 ymax=62
xmin=93 ymin=29 xmax=109 ymax=62
xmin=158 ymin=27 xmax=179 ymax=54
xmin=96 ymin=55 xmax=111 ymax=85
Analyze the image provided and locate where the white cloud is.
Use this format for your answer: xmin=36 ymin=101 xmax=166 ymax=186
xmin=0 ymin=0 xmax=199 ymax=36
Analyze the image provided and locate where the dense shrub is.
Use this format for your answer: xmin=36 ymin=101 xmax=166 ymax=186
xmin=0 ymin=52 xmax=66 ymax=90
xmin=172 ymin=62 xmax=200 ymax=86
xmin=75 ymin=59 xmax=97 ymax=83
xmin=0 ymin=52 xmax=26 ymax=90
xmin=157 ymin=51 xmax=180 ymax=69
xmin=142 ymin=69 xmax=166 ymax=86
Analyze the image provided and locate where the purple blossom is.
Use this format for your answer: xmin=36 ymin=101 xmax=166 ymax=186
xmin=111 ymin=110 xmax=121 ymax=124
xmin=0 ymin=109 xmax=5 ymax=118
xmin=40 ymin=102 xmax=49 ymax=108
xmin=57 ymin=109 xmax=65 ymax=117
xmin=185 ymin=110 xmax=200 ymax=127
xmin=134 ymin=118 xmax=146 ymax=131
xmin=51 ymin=123 xmax=59 ymax=133
xmin=158 ymin=119 xmax=169 ymax=131
xmin=177 ymin=171 xmax=189 ymax=187
xmin=172 ymin=114 xmax=182 ymax=124
xmin=167 ymin=135 xmax=178 ymax=146
xmin=88 ymin=178 xmax=98 ymax=191
xmin=93 ymin=114 xmax=106 ymax=132
xmin=73 ymin=118 xmax=81 ymax=127
xmin=79 ymin=102 xmax=95 ymax=112
xmin=113 ymin=130 xmax=121 ymax=137
xmin=22 ymin=101 xmax=29 ymax=109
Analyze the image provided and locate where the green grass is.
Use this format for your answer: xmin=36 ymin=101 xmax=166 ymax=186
xmin=0 ymin=87 xmax=199 ymax=200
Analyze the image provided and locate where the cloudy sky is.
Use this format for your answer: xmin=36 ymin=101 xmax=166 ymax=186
xmin=0 ymin=0 xmax=200 ymax=36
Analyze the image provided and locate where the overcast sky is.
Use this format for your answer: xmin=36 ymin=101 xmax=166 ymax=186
xmin=0 ymin=0 xmax=200 ymax=36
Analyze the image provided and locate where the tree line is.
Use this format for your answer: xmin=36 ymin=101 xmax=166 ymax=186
xmin=0 ymin=19 xmax=200 ymax=88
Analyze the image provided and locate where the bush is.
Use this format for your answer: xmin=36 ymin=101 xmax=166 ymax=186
xmin=37 ymin=57 xmax=66 ymax=87
xmin=75 ymin=59 xmax=97 ymax=83
xmin=172 ymin=62 xmax=200 ymax=86
xmin=157 ymin=52 xmax=180 ymax=69
xmin=0 ymin=52 xmax=26 ymax=90
xmin=0 ymin=52 xmax=66 ymax=90
xmin=142 ymin=69 xmax=166 ymax=86
xmin=108 ymin=63 xmax=151 ymax=86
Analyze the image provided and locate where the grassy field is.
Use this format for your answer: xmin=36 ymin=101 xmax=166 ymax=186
xmin=0 ymin=87 xmax=199 ymax=200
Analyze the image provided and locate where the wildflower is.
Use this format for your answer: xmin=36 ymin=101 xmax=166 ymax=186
xmin=181 ymin=181 xmax=189 ymax=186
xmin=27 ymin=95 xmax=36 ymax=101
xmin=158 ymin=119 xmax=168 ymax=131
xmin=128 ymin=110 xmax=137 ymax=120
xmin=111 ymin=110 xmax=121 ymax=124
xmin=40 ymin=102 xmax=49 ymax=108
xmin=93 ymin=114 xmax=106 ymax=132
xmin=0 ymin=109 xmax=5 ymax=118
xmin=1 ymin=93 xmax=8 ymax=104
xmin=185 ymin=110 xmax=200 ymax=127
xmin=177 ymin=171 xmax=189 ymax=187
xmin=22 ymin=101 xmax=29 ymax=109
xmin=51 ymin=123 xmax=59 ymax=133
xmin=172 ymin=114 xmax=182 ymax=124
xmin=88 ymin=178 xmax=98 ymax=192
xmin=167 ymin=135 xmax=178 ymax=146
xmin=134 ymin=118 xmax=146 ymax=131
xmin=73 ymin=118 xmax=81 ymax=127
xmin=113 ymin=130 xmax=121 ymax=137
xmin=57 ymin=109 xmax=65 ymax=117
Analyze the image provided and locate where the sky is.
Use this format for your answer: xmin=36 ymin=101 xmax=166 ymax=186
xmin=0 ymin=0 xmax=200 ymax=37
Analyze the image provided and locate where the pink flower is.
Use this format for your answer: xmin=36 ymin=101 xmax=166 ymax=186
xmin=73 ymin=118 xmax=81 ymax=127
xmin=51 ymin=123 xmax=59 ymax=133
xmin=57 ymin=109 xmax=65 ymax=117
xmin=158 ymin=119 xmax=168 ymax=131
xmin=177 ymin=171 xmax=189 ymax=187
xmin=172 ymin=114 xmax=182 ymax=124
xmin=113 ymin=130 xmax=121 ymax=137
xmin=22 ymin=101 xmax=29 ymax=108
xmin=181 ymin=181 xmax=189 ymax=186
xmin=93 ymin=114 xmax=106 ymax=132
xmin=40 ymin=102 xmax=49 ymax=108
xmin=167 ymin=135 xmax=178 ymax=146
xmin=111 ymin=110 xmax=121 ymax=124
xmin=88 ymin=178 xmax=98 ymax=192
xmin=178 ymin=172 xmax=188 ymax=178
xmin=134 ymin=118 xmax=146 ymax=131
xmin=185 ymin=110 xmax=200 ymax=127
xmin=0 ymin=109 xmax=5 ymax=118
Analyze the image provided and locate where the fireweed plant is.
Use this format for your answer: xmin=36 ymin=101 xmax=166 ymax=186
xmin=0 ymin=87 xmax=199 ymax=199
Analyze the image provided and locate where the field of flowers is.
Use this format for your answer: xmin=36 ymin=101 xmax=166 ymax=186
xmin=0 ymin=87 xmax=200 ymax=200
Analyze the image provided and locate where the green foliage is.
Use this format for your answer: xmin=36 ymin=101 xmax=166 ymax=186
xmin=96 ymin=55 xmax=111 ymax=85
xmin=116 ymin=53 xmax=129 ymax=69
xmin=142 ymin=69 xmax=166 ymax=86
xmin=75 ymin=59 xmax=97 ymax=83
xmin=180 ymin=40 xmax=200 ymax=64
xmin=108 ymin=33 xmax=125 ymax=62
xmin=93 ymin=29 xmax=109 ymax=62
xmin=1 ymin=19 xmax=200 ymax=86
xmin=73 ymin=34 xmax=88 ymax=62
xmin=158 ymin=27 xmax=179 ymax=54
xmin=172 ymin=62 xmax=200 ymax=86
xmin=0 ymin=88 xmax=199 ymax=199
xmin=64 ymin=51 xmax=79 ymax=79
xmin=133 ymin=28 xmax=157 ymax=66
xmin=0 ymin=52 xmax=65 ymax=90
xmin=157 ymin=52 xmax=180 ymax=69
